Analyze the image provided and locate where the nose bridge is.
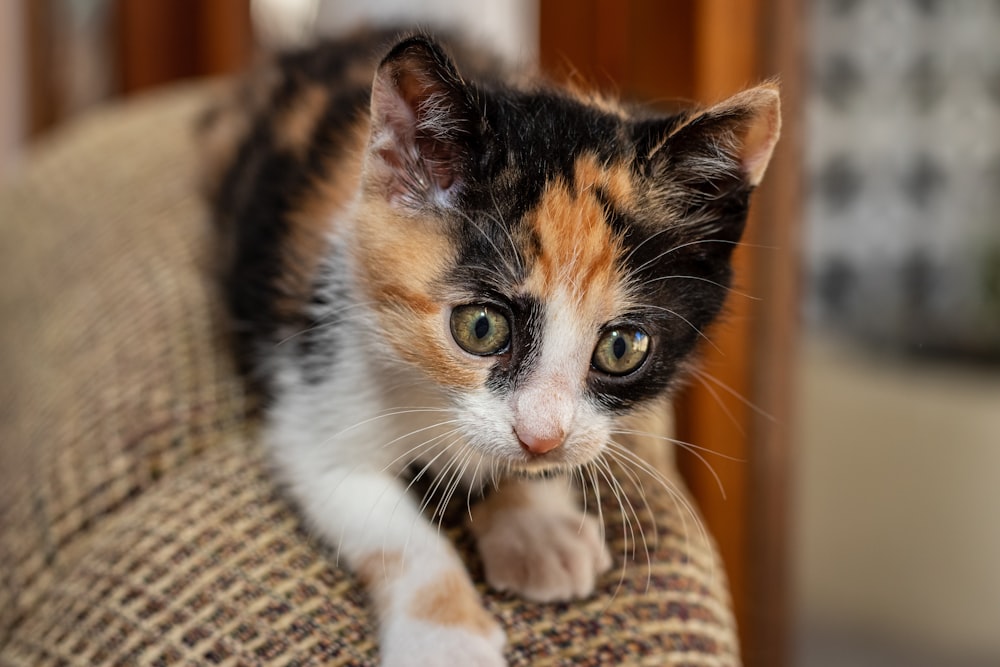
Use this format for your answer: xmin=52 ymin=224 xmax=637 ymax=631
xmin=512 ymin=379 xmax=572 ymax=455
xmin=510 ymin=296 xmax=589 ymax=449
xmin=514 ymin=377 xmax=573 ymax=433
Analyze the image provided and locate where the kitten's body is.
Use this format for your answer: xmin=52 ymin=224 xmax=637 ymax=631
xmin=201 ymin=30 xmax=779 ymax=666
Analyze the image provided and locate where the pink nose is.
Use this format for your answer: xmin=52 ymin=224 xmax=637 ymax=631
xmin=515 ymin=428 xmax=564 ymax=455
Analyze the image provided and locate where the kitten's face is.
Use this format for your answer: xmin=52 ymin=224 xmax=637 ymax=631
xmin=355 ymin=38 xmax=780 ymax=472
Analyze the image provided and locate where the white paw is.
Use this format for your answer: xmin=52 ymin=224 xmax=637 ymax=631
xmin=381 ymin=619 xmax=506 ymax=667
xmin=472 ymin=505 xmax=613 ymax=602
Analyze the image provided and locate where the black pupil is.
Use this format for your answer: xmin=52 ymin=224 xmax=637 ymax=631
xmin=612 ymin=335 xmax=627 ymax=359
xmin=474 ymin=315 xmax=490 ymax=339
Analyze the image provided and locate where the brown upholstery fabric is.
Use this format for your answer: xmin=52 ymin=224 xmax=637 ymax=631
xmin=0 ymin=85 xmax=740 ymax=666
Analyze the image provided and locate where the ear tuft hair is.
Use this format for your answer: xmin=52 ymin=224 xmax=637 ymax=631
xmin=656 ymin=82 xmax=782 ymax=189
xmin=367 ymin=36 xmax=477 ymax=209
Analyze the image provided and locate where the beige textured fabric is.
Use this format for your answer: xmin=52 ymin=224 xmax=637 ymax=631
xmin=0 ymin=85 xmax=740 ymax=665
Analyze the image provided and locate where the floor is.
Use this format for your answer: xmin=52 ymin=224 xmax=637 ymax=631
xmin=792 ymin=335 xmax=1000 ymax=666
xmin=796 ymin=622 xmax=999 ymax=667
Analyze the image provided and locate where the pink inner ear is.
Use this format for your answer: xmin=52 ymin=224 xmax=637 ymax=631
xmin=371 ymin=84 xmax=417 ymax=160
xmin=735 ymin=87 xmax=782 ymax=187
xmin=368 ymin=49 xmax=467 ymax=205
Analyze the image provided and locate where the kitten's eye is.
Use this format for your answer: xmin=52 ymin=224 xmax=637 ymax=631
xmin=592 ymin=326 xmax=650 ymax=376
xmin=450 ymin=305 xmax=511 ymax=356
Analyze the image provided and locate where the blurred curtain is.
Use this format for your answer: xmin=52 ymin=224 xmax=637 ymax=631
xmin=805 ymin=0 xmax=1000 ymax=358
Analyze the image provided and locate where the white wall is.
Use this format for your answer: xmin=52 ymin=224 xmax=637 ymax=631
xmin=252 ymin=0 xmax=538 ymax=64
xmin=315 ymin=0 xmax=537 ymax=64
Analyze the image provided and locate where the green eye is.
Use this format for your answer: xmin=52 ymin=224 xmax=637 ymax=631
xmin=592 ymin=326 xmax=650 ymax=375
xmin=450 ymin=305 xmax=511 ymax=356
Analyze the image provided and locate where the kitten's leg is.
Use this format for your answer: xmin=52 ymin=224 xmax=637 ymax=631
xmin=470 ymin=477 xmax=612 ymax=602
xmin=290 ymin=466 xmax=505 ymax=666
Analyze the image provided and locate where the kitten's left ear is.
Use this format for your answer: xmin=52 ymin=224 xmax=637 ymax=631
xmin=651 ymin=83 xmax=782 ymax=189
xmin=367 ymin=36 xmax=478 ymax=209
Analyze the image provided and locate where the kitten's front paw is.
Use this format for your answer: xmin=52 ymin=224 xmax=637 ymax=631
xmin=471 ymin=503 xmax=613 ymax=602
xmin=381 ymin=619 xmax=506 ymax=667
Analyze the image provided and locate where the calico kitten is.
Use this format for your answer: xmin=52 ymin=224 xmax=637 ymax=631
xmin=200 ymin=30 xmax=779 ymax=666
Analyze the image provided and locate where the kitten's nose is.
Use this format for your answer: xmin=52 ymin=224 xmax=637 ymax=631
xmin=515 ymin=427 xmax=564 ymax=455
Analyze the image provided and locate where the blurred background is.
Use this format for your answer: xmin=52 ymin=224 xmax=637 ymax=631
xmin=1 ymin=1 xmax=997 ymax=666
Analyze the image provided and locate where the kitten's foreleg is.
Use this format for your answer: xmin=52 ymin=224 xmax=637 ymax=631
xmin=290 ymin=467 xmax=505 ymax=666
xmin=469 ymin=476 xmax=612 ymax=602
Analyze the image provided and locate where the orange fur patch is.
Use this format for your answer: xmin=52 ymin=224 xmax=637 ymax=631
xmin=573 ymin=153 xmax=634 ymax=208
xmin=354 ymin=200 xmax=481 ymax=390
xmin=356 ymin=550 xmax=404 ymax=613
xmin=274 ymin=84 xmax=330 ymax=155
xmin=408 ymin=569 xmax=496 ymax=637
xmin=522 ymin=155 xmax=629 ymax=314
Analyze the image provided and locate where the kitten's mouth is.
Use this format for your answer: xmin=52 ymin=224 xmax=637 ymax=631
xmin=517 ymin=451 xmax=564 ymax=471
xmin=503 ymin=443 xmax=596 ymax=474
xmin=513 ymin=457 xmax=572 ymax=475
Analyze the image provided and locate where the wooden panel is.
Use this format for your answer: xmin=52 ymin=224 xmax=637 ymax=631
xmin=114 ymin=0 xmax=252 ymax=95
xmin=25 ymin=0 xmax=59 ymax=136
xmin=673 ymin=0 xmax=762 ymax=661
xmin=539 ymin=1 xmax=602 ymax=84
xmin=197 ymin=1 xmax=256 ymax=75
xmin=540 ymin=0 xmax=695 ymax=105
xmin=744 ymin=0 xmax=804 ymax=664
xmin=622 ymin=0 xmax=696 ymax=106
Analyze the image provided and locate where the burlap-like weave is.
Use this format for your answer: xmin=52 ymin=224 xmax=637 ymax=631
xmin=0 ymin=85 xmax=740 ymax=666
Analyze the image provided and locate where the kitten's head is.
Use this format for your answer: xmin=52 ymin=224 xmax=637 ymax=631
xmin=354 ymin=36 xmax=780 ymax=472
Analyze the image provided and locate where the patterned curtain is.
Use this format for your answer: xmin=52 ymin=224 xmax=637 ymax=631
xmin=806 ymin=0 xmax=1000 ymax=357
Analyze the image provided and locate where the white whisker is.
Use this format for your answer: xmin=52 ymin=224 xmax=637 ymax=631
xmin=601 ymin=453 xmax=660 ymax=590
xmin=590 ymin=458 xmax=630 ymax=610
xmin=691 ymin=373 xmax=746 ymax=437
xmin=399 ymin=435 xmax=466 ymax=561
xmin=576 ymin=465 xmax=589 ymax=533
xmin=603 ymin=439 xmax=717 ymax=585
xmin=318 ymin=407 xmax=453 ymax=446
xmin=614 ymin=432 xmax=726 ymax=500
xmin=274 ymin=301 xmax=381 ymax=347
xmin=692 ymin=367 xmax=776 ymax=423
xmin=585 ymin=462 xmax=606 ymax=549
xmin=466 ymin=451 xmax=487 ymax=522
xmin=634 ymin=273 xmax=761 ymax=301
xmin=435 ymin=445 xmax=474 ymax=533
xmin=608 ymin=428 xmax=745 ymax=462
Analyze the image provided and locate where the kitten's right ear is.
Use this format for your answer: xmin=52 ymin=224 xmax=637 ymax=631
xmin=367 ymin=36 xmax=477 ymax=210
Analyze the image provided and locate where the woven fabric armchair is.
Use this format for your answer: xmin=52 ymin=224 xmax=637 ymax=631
xmin=0 ymin=86 xmax=739 ymax=666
